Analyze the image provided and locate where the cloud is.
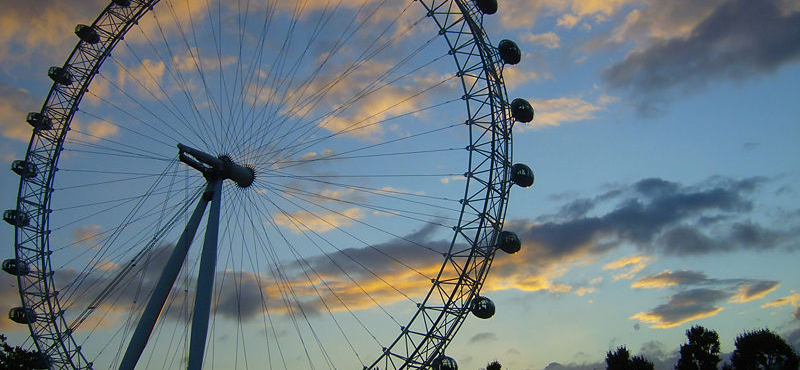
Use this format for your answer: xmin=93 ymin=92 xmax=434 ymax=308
xmin=523 ymin=32 xmax=561 ymax=49
xmin=0 ymin=0 xmax=106 ymax=70
xmin=517 ymin=95 xmax=615 ymax=129
xmin=603 ymin=255 xmax=651 ymax=281
xmin=468 ymin=332 xmax=497 ymax=344
xmin=484 ymin=176 xmax=797 ymax=296
xmin=116 ymin=59 xmax=167 ymax=100
xmin=762 ymin=293 xmax=800 ymax=309
xmin=498 ymin=0 xmax=637 ymax=30
xmin=273 ymin=207 xmax=365 ymax=233
xmin=729 ymin=280 xmax=780 ymax=303
xmin=0 ymin=273 xmax=23 ymax=332
xmin=603 ymin=0 xmax=800 ymax=112
xmin=72 ymin=224 xmax=103 ymax=246
xmin=629 ymin=275 xmax=780 ymax=328
xmin=0 ymin=83 xmax=39 ymax=141
xmin=631 ymin=288 xmax=728 ymax=328
xmin=632 ymin=270 xmax=709 ymax=289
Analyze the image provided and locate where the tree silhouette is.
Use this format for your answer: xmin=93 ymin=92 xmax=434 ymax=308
xmin=730 ymin=328 xmax=799 ymax=370
xmin=606 ymin=346 xmax=631 ymax=370
xmin=630 ymin=355 xmax=655 ymax=370
xmin=605 ymin=346 xmax=655 ymax=370
xmin=485 ymin=360 xmax=502 ymax=370
xmin=1 ymin=334 xmax=47 ymax=369
xmin=676 ymin=325 xmax=721 ymax=370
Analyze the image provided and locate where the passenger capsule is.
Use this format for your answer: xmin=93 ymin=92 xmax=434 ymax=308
xmin=75 ymin=24 xmax=100 ymax=44
xmin=2 ymin=259 xmax=30 ymax=276
xmin=48 ymin=66 xmax=73 ymax=86
xmin=511 ymin=163 xmax=534 ymax=188
xmin=4 ymin=209 xmax=30 ymax=227
xmin=498 ymin=39 xmax=521 ymax=65
xmin=27 ymin=112 xmax=53 ymax=130
xmin=9 ymin=307 xmax=37 ymax=324
xmin=432 ymin=355 xmax=458 ymax=370
xmin=12 ymin=160 xmax=38 ymax=178
xmin=471 ymin=296 xmax=495 ymax=319
xmin=497 ymin=231 xmax=521 ymax=254
xmin=473 ymin=0 xmax=497 ymax=14
xmin=510 ymin=98 xmax=534 ymax=123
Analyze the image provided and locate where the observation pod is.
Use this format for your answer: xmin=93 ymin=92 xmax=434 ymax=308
xmin=3 ymin=259 xmax=30 ymax=276
xmin=48 ymin=66 xmax=73 ymax=86
xmin=510 ymin=98 xmax=534 ymax=123
xmin=474 ymin=0 xmax=497 ymax=15
xmin=12 ymin=160 xmax=38 ymax=178
xmin=432 ymin=355 xmax=458 ymax=370
xmin=26 ymin=112 xmax=52 ymax=131
xmin=3 ymin=209 xmax=30 ymax=227
xmin=498 ymin=39 xmax=521 ymax=65
xmin=497 ymin=231 xmax=521 ymax=254
xmin=511 ymin=163 xmax=534 ymax=188
xmin=75 ymin=24 xmax=100 ymax=44
xmin=471 ymin=296 xmax=496 ymax=319
xmin=9 ymin=307 xmax=37 ymax=324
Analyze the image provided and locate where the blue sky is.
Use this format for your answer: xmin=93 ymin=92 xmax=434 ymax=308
xmin=1 ymin=1 xmax=799 ymax=370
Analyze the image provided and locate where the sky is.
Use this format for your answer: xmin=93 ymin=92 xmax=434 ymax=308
xmin=1 ymin=1 xmax=799 ymax=370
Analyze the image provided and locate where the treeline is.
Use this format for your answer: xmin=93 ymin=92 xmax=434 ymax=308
xmin=482 ymin=326 xmax=799 ymax=370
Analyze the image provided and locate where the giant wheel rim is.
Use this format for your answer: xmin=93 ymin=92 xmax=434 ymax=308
xmin=10 ymin=1 xmax=518 ymax=369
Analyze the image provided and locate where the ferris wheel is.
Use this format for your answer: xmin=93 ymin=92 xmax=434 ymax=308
xmin=5 ymin=0 xmax=535 ymax=369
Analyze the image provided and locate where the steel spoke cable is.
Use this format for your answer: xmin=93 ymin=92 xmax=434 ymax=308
xmin=249 ymin=7 xmax=433 ymax=158
xmin=82 ymin=84 xmax=190 ymax=149
xmin=255 ymin=77 xmax=457 ymax=168
xmin=109 ymin=45 xmax=211 ymax=149
xmin=249 ymin=104 xmax=460 ymax=165
xmin=51 ymin=182 xmax=202 ymax=255
xmin=251 ymin=195 xmax=384 ymax=368
xmin=237 ymin=0 xmax=406 ymax=156
xmin=148 ymin=8 xmax=224 ymax=150
xmin=77 ymin=109 xmax=176 ymax=149
xmin=264 ymin=179 xmax=459 ymax=225
xmin=62 ymin=175 xmax=202 ymax=317
xmin=237 ymin=190 xmax=372 ymax=366
xmin=238 ymin=0 xmax=368 ymax=157
xmin=163 ymin=0 xmax=227 ymax=150
xmin=65 ymin=125 xmax=172 ymax=159
xmin=257 ymin=174 xmax=460 ymax=205
xmin=263 ymin=189 xmax=423 ymax=307
xmin=261 ymin=179 xmax=448 ymax=258
xmin=228 ymin=1 xmax=280 ymax=157
xmin=248 ymin=189 xmax=403 ymax=334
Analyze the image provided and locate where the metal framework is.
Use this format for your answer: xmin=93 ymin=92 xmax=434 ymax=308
xmin=9 ymin=0 xmax=517 ymax=369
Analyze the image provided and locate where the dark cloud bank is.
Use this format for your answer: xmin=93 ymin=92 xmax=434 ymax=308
xmin=510 ymin=176 xmax=793 ymax=266
xmin=603 ymin=0 xmax=800 ymax=113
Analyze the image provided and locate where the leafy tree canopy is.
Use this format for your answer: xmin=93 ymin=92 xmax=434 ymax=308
xmin=676 ymin=325 xmax=721 ymax=370
xmin=1 ymin=334 xmax=47 ymax=370
xmin=730 ymin=328 xmax=799 ymax=370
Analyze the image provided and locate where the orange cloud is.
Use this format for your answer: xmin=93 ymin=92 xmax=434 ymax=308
xmin=603 ymin=255 xmax=651 ymax=281
xmin=729 ymin=281 xmax=780 ymax=303
xmin=761 ymin=293 xmax=800 ymax=308
xmin=631 ymin=288 xmax=729 ymax=328
xmin=273 ymin=207 xmax=365 ymax=233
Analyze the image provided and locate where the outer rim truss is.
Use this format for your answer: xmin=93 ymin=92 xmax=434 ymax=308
xmin=11 ymin=1 xmax=514 ymax=369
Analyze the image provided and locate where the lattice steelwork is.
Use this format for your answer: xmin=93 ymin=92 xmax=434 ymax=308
xmin=9 ymin=0 xmax=527 ymax=369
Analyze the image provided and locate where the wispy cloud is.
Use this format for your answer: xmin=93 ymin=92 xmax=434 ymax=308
xmin=0 ymin=83 xmax=39 ymax=141
xmin=631 ymin=288 xmax=727 ymax=328
xmin=602 ymin=0 xmax=800 ymax=114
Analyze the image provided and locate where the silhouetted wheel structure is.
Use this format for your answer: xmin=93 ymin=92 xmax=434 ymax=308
xmin=7 ymin=0 xmax=534 ymax=369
